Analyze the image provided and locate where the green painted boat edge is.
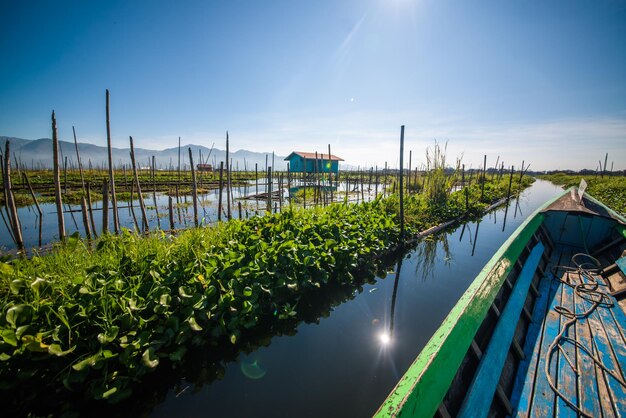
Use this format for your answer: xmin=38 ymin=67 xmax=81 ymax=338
xmin=374 ymin=188 xmax=569 ymax=418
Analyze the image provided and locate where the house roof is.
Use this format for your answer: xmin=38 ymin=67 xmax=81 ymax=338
xmin=284 ymin=151 xmax=344 ymax=161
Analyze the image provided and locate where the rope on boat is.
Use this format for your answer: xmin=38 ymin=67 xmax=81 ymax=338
xmin=545 ymin=253 xmax=626 ymax=418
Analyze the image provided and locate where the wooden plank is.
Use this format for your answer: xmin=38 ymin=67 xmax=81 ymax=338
xmin=573 ymin=271 xmax=603 ymax=417
xmin=555 ymin=272 xmax=578 ymax=418
xmin=458 ymin=243 xmax=545 ymax=418
xmin=528 ymin=249 xmax=572 ymax=418
xmin=616 ymin=257 xmax=626 ymax=276
xmin=586 ymin=276 xmax=626 ymax=415
xmin=511 ymin=270 xmax=553 ymax=415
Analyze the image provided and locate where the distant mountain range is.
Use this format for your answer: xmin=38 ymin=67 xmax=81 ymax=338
xmin=0 ymin=136 xmax=289 ymax=171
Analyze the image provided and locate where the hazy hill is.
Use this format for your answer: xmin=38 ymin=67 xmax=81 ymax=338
xmin=1 ymin=136 xmax=289 ymax=171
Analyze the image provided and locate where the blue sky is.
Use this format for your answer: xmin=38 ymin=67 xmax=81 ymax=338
xmin=1 ymin=0 xmax=625 ymax=170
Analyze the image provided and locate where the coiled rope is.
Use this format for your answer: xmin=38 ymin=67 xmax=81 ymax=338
xmin=545 ymin=253 xmax=626 ymax=417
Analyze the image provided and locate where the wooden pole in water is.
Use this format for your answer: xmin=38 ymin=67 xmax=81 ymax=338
xmin=85 ymin=182 xmax=97 ymax=236
xmin=152 ymin=155 xmax=161 ymax=229
xmin=22 ymin=172 xmax=42 ymax=220
xmin=168 ymin=196 xmax=175 ymax=230
xmin=303 ymin=157 xmax=307 ymax=209
xmin=399 ymin=125 xmax=405 ymax=241
xmin=238 ymin=201 xmax=243 ymax=219
xmin=128 ymin=180 xmax=140 ymax=231
xmin=226 ymin=132 xmax=231 ymax=220
xmin=52 ymin=111 xmax=66 ymax=241
xmin=383 ymin=162 xmax=388 ymax=197
xmin=218 ymin=161 xmax=224 ymax=221
xmin=102 ymin=178 xmax=109 ymax=233
xmin=2 ymin=142 xmax=23 ymax=250
xmin=375 ymin=165 xmax=379 ymax=197
xmin=129 ymin=136 xmax=149 ymax=232
xmin=188 ymin=147 xmax=198 ymax=227
xmin=506 ymin=165 xmax=515 ymax=201
xmin=328 ymin=144 xmax=333 ymax=203
xmin=255 ymin=163 xmax=259 ymax=197
xmin=105 ymin=90 xmax=119 ymax=233
xmin=80 ymin=196 xmax=92 ymax=240
xmin=287 ymin=163 xmax=292 ymax=206
xmin=267 ymin=166 xmax=272 ymax=212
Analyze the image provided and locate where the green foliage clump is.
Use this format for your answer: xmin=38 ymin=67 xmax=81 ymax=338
xmin=0 ymin=166 xmax=534 ymax=412
xmin=0 ymin=202 xmax=399 ymax=408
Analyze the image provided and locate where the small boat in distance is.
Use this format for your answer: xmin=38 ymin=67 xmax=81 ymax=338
xmin=376 ymin=186 xmax=626 ymax=417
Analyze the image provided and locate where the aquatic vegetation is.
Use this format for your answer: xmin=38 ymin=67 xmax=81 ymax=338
xmin=0 ymin=202 xmax=398 ymax=409
xmin=0 ymin=170 xmax=533 ymax=413
xmin=539 ymin=173 xmax=626 ymax=215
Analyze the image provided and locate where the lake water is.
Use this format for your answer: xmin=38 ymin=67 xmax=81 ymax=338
xmin=0 ymin=178 xmax=377 ymax=251
xmin=142 ymin=179 xmax=563 ymax=417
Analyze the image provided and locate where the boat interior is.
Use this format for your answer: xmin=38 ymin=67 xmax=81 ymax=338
xmin=436 ymin=192 xmax=626 ymax=417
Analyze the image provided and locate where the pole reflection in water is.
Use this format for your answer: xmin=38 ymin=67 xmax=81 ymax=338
xmin=471 ymin=220 xmax=481 ymax=257
xmin=502 ymin=198 xmax=510 ymax=232
xmin=459 ymin=223 xmax=466 ymax=242
xmin=381 ymin=257 xmax=403 ymax=346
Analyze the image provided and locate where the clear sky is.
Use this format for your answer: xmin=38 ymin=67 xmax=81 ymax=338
xmin=1 ymin=0 xmax=625 ymax=171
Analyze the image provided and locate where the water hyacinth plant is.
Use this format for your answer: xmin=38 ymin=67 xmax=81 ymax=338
xmin=0 ymin=158 xmax=533 ymax=414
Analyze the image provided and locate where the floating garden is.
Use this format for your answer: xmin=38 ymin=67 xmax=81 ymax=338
xmin=0 ymin=169 xmax=533 ymax=414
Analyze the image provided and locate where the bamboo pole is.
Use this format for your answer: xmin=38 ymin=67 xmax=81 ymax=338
xmin=52 ymin=111 xmax=66 ymax=241
xmin=106 ymin=90 xmax=119 ymax=233
xmin=218 ymin=161 xmax=224 ymax=221
xmin=226 ymin=133 xmax=231 ymax=220
xmin=168 ymin=196 xmax=175 ymax=230
xmin=22 ymin=172 xmax=42 ymax=219
xmin=129 ymin=179 xmax=140 ymax=231
xmin=287 ymin=163 xmax=292 ymax=206
xmin=80 ymin=196 xmax=92 ymax=240
xmin=102 ymin=178 xmax=109 ymax=233
xmin=86 ymin=182 xmax=97 ymax=237
xmin=399 ymin=125 xmax=405 ymax=241
xmin=188 ymin=147 xmax=198 ymax=227
xmin=129 ymin=136 xmax=149 ymax=232
xmin=152 ymin=155 xmax=161 ymax=229
xmin=328 ymin=145 xmax=333 ymax=203
xmin=267 ymin=167 xmax=272 ymax=212
xmin=2 ymin=143 xmax=23 ymax=250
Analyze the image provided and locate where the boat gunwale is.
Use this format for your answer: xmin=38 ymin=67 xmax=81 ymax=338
xmin=375 ymin=187 xmax=573 ymax=417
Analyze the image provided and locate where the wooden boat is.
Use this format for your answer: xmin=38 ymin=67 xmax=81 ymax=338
xmin=375 ymin=187 xmax=626 ymax=417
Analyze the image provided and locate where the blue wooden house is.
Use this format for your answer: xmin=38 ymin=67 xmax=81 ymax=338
xmin=284 ymin=151 xmax=344 ymax=174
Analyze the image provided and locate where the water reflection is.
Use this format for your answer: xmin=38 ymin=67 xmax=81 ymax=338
xmin=412 ymin=234 xmax=452 ymax=281
xmin=382 ymin=257 xmax=403 ymax=346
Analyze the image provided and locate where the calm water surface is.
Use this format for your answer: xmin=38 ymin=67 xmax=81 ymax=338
xmin=148 ymin=180 xmax=562 ymax=417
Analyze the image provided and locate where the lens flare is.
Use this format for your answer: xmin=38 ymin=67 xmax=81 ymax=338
xmin=240 ymin=358 xmax=267 ymax=379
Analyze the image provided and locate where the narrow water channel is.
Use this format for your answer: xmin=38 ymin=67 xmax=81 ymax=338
xmin=145 ymin=179 xmax=562 ymax=417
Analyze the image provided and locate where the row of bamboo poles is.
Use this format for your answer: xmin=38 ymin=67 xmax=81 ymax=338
xmin=1 ymin=91 xmax=531 ymax=253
